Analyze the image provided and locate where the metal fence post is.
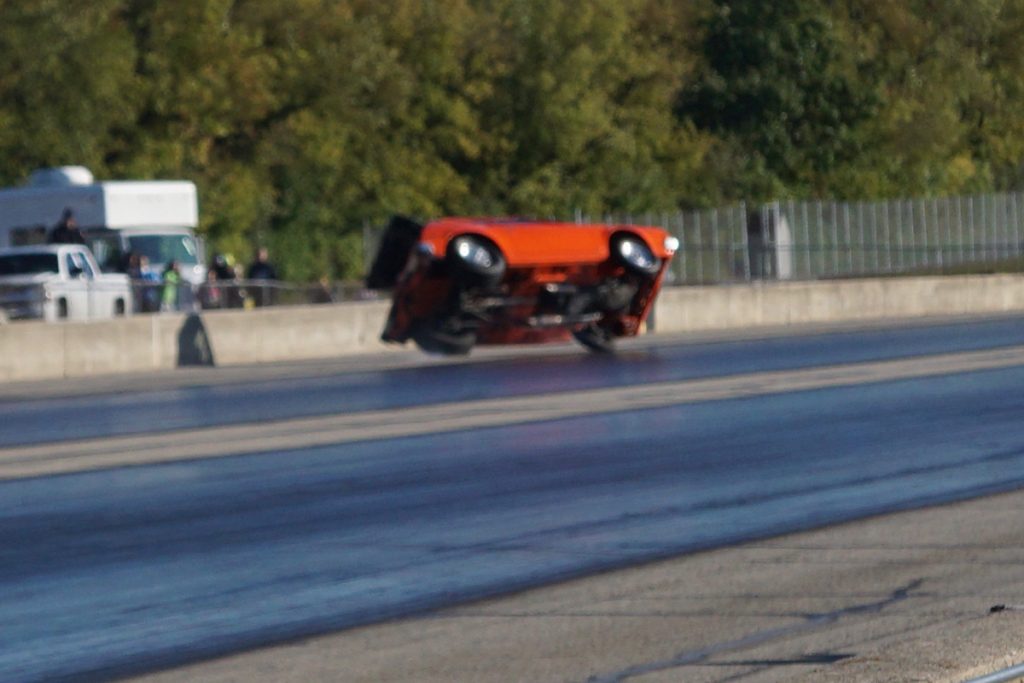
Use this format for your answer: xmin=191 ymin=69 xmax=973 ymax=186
xmin=745 ymin=201 xmax=753 ymax=282
xmin=1013 ymin=192 xmax=1022 ymax=257
xmin=711 ymin=207 xmax=721 ymax=281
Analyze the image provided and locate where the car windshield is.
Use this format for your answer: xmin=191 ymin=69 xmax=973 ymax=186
xmin=0 ymin=253 xmax=59 ymax=276
xmin=86 ymin=233 xmax=125 ymax=272
xmin=127 ymin=234 xmax=199 ymax=266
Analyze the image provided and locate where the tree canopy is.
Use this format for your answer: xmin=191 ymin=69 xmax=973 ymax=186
xmin=1 ymin=0 xmax=1023 ymax=279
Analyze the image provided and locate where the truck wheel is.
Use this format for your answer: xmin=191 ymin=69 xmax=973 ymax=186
xmin=58 ymin=299 xmax=68 ymax=319
xmin=115 ymin=299 xmax=126 ymax=316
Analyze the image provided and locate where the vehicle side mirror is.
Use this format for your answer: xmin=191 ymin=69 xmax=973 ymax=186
xmin=69 ymin=265 xmax=84 ymax=278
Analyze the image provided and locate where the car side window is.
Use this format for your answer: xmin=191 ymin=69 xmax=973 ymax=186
xmin=75 ymin=252 xmax=96 ymax=279
xmin=66 ymin=252 xmax=94 ymax=279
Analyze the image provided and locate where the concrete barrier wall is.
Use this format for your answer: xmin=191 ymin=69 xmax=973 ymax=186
xmin=3 ymin=274 xmax=1024 ymax=382
xmin=652 ymin=274 xmax=1024 ymax=332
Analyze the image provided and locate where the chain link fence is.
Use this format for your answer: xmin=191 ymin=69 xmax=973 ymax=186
xmin=584 ymin=191 xmax=1024 ymax=285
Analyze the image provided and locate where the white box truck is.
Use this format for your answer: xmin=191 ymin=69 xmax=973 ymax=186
xmin=0 ymin=166 xmax=206 ymax=285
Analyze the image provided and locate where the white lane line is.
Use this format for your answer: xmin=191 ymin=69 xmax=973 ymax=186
xmin=3 ymin=345 xmax=1024 ymax=480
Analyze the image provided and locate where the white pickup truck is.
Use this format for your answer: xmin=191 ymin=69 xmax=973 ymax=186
xmin=0 ymin=244 xmax=133 ymax=322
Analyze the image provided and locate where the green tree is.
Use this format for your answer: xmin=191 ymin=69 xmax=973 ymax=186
xmin=679 ymin=0 xmax=879 ymax=200
xmin=467 ymin=0 xmax=709 ymax=216
xmin=0 ymin=0 xmax=138 ymax=183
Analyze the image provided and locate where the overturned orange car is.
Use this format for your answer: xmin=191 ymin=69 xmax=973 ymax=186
xmin=366 ymin=216 xmax=678 ymax=354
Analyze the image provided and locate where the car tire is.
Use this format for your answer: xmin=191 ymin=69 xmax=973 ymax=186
xmin=572 ymin=323 xmax=616 ymax=354
xmin=57 ymin=299 xmax=69 ymax=319
xmin=611 ymin=234 xmax=661 ymax=278
xmin=412 ymin=318 xmax=477 ymax=355
xmin=366 ymin=215 xmax=424 ymax=290
xmin=446 ymin=235 xmax=505 ymax=287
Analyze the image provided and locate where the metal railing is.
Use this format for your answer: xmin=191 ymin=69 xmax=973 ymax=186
xmin=0 ymin=279 xmax=381 ymax=322
xmin=137 ymin=279 xmax=376 ymax=314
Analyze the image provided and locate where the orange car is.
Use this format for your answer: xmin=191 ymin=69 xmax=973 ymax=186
xmin=367 ymin=216 xmax=678 ymax=354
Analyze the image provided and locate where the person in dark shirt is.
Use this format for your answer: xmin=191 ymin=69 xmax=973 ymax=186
xmin=246 ymin=247 xmax=278 ymax=306
xmin=246 ymin=247 xmax=277 ymax=281
xmin=47 ymin=208 xmax=87 ymax=245
xmin=210 ymin=253 xmax=235 ymax=281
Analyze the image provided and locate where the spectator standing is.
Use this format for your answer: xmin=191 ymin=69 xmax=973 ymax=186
xmin=161 ymin=260 xmax=181 ymax=312
xmin=127 ymin=253 xmax=145 ymax=312
xmin=246 ymin=247 xmax=278 ymax=306
xmin=211 ymin=253 xmax=235 ymax=280
xmin=198 ymin=269 xmax=224 ymax=309
xmin=137 ymin=255 xmax=162 ymax=312
xmin=209 ymin=253 xmax=241 ymax=307
xmin=47 ymin=208 xmax=87 ymax=245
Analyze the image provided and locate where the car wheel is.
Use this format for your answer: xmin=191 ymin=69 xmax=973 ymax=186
xmin=412 ymin=318 xmax=477 ymax=355
xmin=58 ymin=299 xmax=69 ymax=319
xmin=572 ymin=323 xmax=616 ymax=354
xmin=366 ymin=215 xmax=424 ymax=290
xmin=446 ymin=235 xmax=505 ymax=286
xmin=611 ymin=234 xmax=661 ymax=278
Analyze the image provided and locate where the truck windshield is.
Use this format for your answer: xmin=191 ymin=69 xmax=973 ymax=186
xmin=127 ymin=234 xmax=199 ymax=266
xmin=0 ymin=253 xmax=59 ymax=276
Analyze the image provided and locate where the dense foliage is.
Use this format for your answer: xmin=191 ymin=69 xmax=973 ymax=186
xmin=2 ymin=0 xmax=1023 ymax=279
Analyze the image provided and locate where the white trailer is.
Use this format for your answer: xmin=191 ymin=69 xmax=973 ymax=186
xmin=0 ymin=166 xmax=206 ymax=284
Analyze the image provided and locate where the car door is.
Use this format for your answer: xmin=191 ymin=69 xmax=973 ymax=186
xmin=62 ymin=251 xmax=94 ymax=320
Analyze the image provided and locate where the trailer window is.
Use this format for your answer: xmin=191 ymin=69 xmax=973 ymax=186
xmin=11 ymin=226 xmax=48 ymax=246
xmin=0 ymin=253 xmax=59 ymax=275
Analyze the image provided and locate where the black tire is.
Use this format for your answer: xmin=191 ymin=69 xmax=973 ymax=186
xmin=57 ymin=299 xmax=68 ymax=319
xmin=115 ymin=299 xmax=126 ymax=316
xmin=611 ymin=233 xmax=660 ymax=278
xmin=446 ymin=235 xmax=505 ymax=286
xmin=412 ymin=318 xmax=477 ymax=355
xmin=572 ymin=324 xmax=616 ymax=354
xmin=366 ymin=215 xmax=424 ymax=289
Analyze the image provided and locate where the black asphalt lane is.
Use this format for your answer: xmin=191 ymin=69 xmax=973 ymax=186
xmin=3 ymin=341 xmax=1024 ymax=680
xmin=4 ymin=315 xmax=1024 ymax=448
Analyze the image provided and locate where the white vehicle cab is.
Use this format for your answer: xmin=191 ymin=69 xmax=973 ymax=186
xmin=0 ymin=244 xmax=132 ymax=321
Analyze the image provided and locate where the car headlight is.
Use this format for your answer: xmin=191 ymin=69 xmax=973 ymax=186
xmin=453 ymin=236 xmax=496 ymax=268
xmin=664 ymin=236 xmax=680 ymax=254
xmin=617 ymin=237 xmax=656 ymax=269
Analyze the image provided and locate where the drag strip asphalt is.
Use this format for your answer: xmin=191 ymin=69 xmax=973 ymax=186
xmin=3 ymin=343 xmax=1024 ymax=480
xmin=5 ymin=314 xmax=1024 ymax=448
xmin=4 ymin=317 xmax=1024 ymax=682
